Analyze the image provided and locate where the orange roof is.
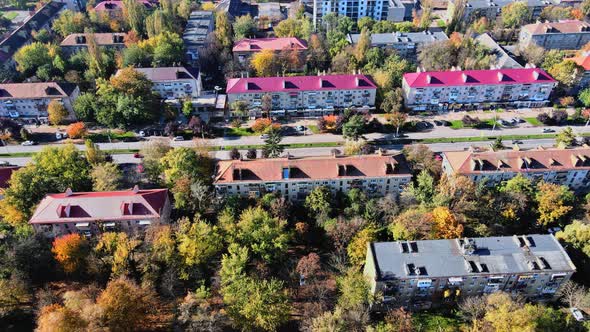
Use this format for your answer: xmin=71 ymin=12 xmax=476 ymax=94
xmin=443 ymin=147 xmax=590 ymax=175
xmin=214 ymin=154 xmax=411 ymax=184
xmin=570 ymin=54 xmax=590 ymax=70
xmin=232 ymin=37 xmax=308 ymax=52
xmin=60 ymin=33 xmax=127 ymax=47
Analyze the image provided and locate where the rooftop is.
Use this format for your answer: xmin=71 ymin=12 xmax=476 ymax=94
xmin=347 ymin=29 xmax=448 ymax=46
xmin=226 ymin=74 xmax=377 ymax=94
xmin=29 ymin=187 xmax=168 ymax=224
xmin=403 ymin=68 xmax=555 ymax=88
xmin=214 ymin=154 xmax=411 ymax=184
xmin=443 ymin=146 xmax=590 ymax=174
xmin=60 ymin=32 xmax=127 ymax=47
xmin=475 ymin=33 xmax=523 ymax=69
xmin=94 ymin=0 xmax=155 ymax=11
xmin=232 ymin=37 xmax=308 ymax=52
xmin=569 ymin=52 xmax=590 ymax=70
xmin=370 ymin=235 xmax=576 ymax=280
xmin=118 ymin=67 xmax=199 ymax=81
xmin=522 ymin=20 xmax=590 ymax=35
xmin=0 ymin=82 xmax=78 ymax=99
xmin=183 ymin=10 xmax=214 ymax=49
xmin=463 ymin=0 xmax=546 ymax=9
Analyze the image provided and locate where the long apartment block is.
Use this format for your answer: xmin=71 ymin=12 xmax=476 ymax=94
xmin=0 ymin=82 xmax=79 ymax=119
xmin=364 ymin=235 xmax=576 ymax=310
xmin=442 ymin=146 xmax=590 ymax=190
xmin=519 ymin=20 xmax=590 ymax=50
xmin=226 ymin=74 xmax=377 ymax=118
xmin=214 ymin=154 xmax=412 ymax=200
xmin=402 ymin=68 xmax=556 ymax=112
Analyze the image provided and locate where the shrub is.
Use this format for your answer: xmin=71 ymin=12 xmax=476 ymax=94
xmin=230 ymin=148 xmax=241 ymax=160
xmin=246 ymin=148 xmax=257 ymax=159
xmin=66 ymin=122 xmax=87 ymax=139
xmin=537 ymin=112 xmax=552 ymax=125
xmin=251 ymin=118 xmax=272 ymax=133
xmin=553 ymin=109 xmax=568 ymax=125
xmin=559 ymin=96 xmax=575 ymax=107
xmin=461 ymin=115 xmax=481 ymax=126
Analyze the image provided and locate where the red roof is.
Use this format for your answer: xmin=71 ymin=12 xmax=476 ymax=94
xmin=570 ymin=54 xmax=590 ymax=70
xmin=403 ymin=68 xmax=556 ymax=88
xmin=232 ymin=37 xmax=308 ymax=52
xmin=226 ymin=74 xmax=377 ymax=94
xmin=0 ymin=166 xmax=20 ymax=189
xmin=30 ymin=188 xmax=168 ymax=224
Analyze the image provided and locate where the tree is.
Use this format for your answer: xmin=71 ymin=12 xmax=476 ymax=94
xmin=355 ymin=28 xmax=371 ymax=64
xmin=52 ymin=233 xmax=88 ymax=274
xmin=387 ymin=111 xmax=407 ymax=137
xmin=234 ymin=206 xmax=290 ymax=262
xmin=555 ymin=127 xmax=576 ymax=147
xmin=176 ymin=217 xmax=223 ymax=273
xmin=229 ymin=148 xmax=241 ymax=160
xmin=36 ymin=304 xmax=87 ymax=332
xmin=13 ymin=42 xmax=59 ymax=77
xmin=262 ymin=128 xmax=284 ymax=158
xmin=431 ymin=206 xmax=464 ymax=239
xmin=246 ymin=148 xmax=257 ymax=159
xmin=97 ymin=277 xmax=155 ymax=331
xmin=557 ymin=281 xmax=590 ymax=309
xmin=347 ymin=226 xmax=378 ymax=266
xmin=233 ymin=15 xmax=257 ymax=40
xmin=85 ymin=139 xmax=107 ymax=166
xmin=296 ymin=253 xmax=321 ymax=280
xmin=381 ymin=88 xmax=404 ymax=113
xmin=215 ymin=12 xmax=233 ymax=49
xmin=501 ymin=1 xmax=530 ymax=28
xmin=548 ymin=60 xmax=584 ymax=88
xmin=535 ymin=182 xmax=574 ymax=226
xmin=66 ymin=122 xmax=87 ymax=139
xmin=305 ymin=186 xmax=333 ymax=218
xmin=337 ymin=268 xmax=371 ymax=310
xmin=402 ymin=144 xmax=441 ymax=176
xmin=91 ymin=162 xmax=121 ymax=191
xmin=160 ymin=147 xmax=212 ymax=185
xmin=52 ymin=10 xmax=89 ymax=37
xmin=122 ymin=0 xmax=147 ymax=36
xmin=95 ymin=232 xmax=141 ymax=276
xmin=251 ymin=49 xmax=278 ymax=77
xmin=0 ymin=277 xmax=31 ymax=318
xmin=408 ymin=170 xmax=436 ymax=205
xmin=48 ymin=100 xmax=69 ymax=125
xmin=274 ymin=18 xmax=312 ymax=39
xmin=389 ymin=209 xmax=434 ymax=240
xmin=140 ymin=139 xmax=171 ymax=184
xmin=342 ymin=114 xmax=366 ymax=141
xmin=307 ymin=34 xmax=328 ymax=72
xmin=73 ymin=93 xmax=98 ymax=121
xmin=540 ymin=5 xmax=573 ymax=21
xmin=177 ymin=287 xmax=227 ymax=331
xmin=252 ymin=118 xmax=273 ymax=133
xmin=556 ymin=220 xmax=590 ymax=256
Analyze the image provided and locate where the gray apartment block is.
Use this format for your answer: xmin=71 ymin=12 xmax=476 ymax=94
xmin=447 ymin=0 xmax=551 ymax=24
xmin=183 ymin=11 xmax=214 ymax=63
xmin=347 ymin=29 xmax=448 ymax=61
xmin=364 ymin=235 xmax=576 ymax=310
xmin=519 ymin=20 xmax=590 ymax=50
xmin=319 ymin=0 xmax=409 ymax=21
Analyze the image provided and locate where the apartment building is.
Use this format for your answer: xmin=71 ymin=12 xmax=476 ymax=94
xmin=364 ymin=235 xmax=576 ymax=310
xmin=0 ymin=2 xmax=66 ymax=68
xmin=183 ymin=11 xmax=214 ymax=63
xmin=347 ymin=29 xmax=449 ymax=62
xmin=318 ymin=0 xmax=412 ymax=22
xmin=402 ymin=68 xmax=556 ymax=112
xmin=60 ymin=33 xmax=127 ymax=55
xmin=232 ymin=37 xmax=308 ymax=63
xmin=519 ymin=20 xmax=590 ymax=50
xmin=447 ymin=0 xmax=576 ymax=24
xmin=226 ymin=74 xmax=377 ymax=118
xmin=442 ymin=146 xmax=590 ymax=190
xmin=0 ymin=82 xmax=79 ymax=119
xmin=94 ymin=0 xmax=155 ymax=16
xmin=30 ymin=187 xmax=170 ymax=237
xmin=116 ymin=67 xmax=202 ymax=99
xmin=570 ymin=53 xmax=590 ymax=91
xmin=214 ymin=154 xmax=412 ymax=200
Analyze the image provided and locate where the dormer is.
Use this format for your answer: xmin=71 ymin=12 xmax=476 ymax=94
xmin=571 ymin=154 xmax=582 ymax=167
xmin=121 ymin=202 xmax=134 ymax=215
xmin=532 ymin=70 xmax=539 ymax=80
xmin=337 ymin=164 xmax=347 ymax=176
xmin=385 ymin=162 xmax=396 ymax=174
xmin=497 ymin=72 xmax=503 ymax=81
xmin=426 ymin=74 xmax=432 ymax=84
xmin=497 ymin=159 xmax=509 ymax=169
xmin=470 ymin=158 xmax=483 ymax=171
xmin=56 ymin=204 xmax=71 ymax=218
xmin=462 ymin=73 xmax=468 ymax=83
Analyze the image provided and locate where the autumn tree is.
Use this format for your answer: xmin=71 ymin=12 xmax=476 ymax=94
xmin=0 ymin=277 xmax=31 ymax=318
xmin=176 ymin=217 xmax=223 ymax=278
xmin=97 ymin=277 xmax=156 ymax=331
xmin=296 ymin=253 xmax=321 ymax=280
xmin=52 ymin=233 xmax=89 ymax=274
xmin=501 ymin=1 xmax=530 ymax=28
xmin=159 ymin=147 xmax=212 ymax=185
xmin=122 ymin=0 xmax=147 ymax=36
xmin=251 ymin=49 xmax=278 ymax=77
xmin=556 ymin=220 xmax=590 ymax=256
xmin=535 ymin=182 xmax=574 ymax=226
xmin=337 ymin=268 xmax=371 ymax=310
xmin=91 ymin=162 xmax=121 ymax=191
xmin=347 ymin=226 xmax=378 ymax=266
xmin=95 ymin=232 xmax=141 ymax=276
xmin=389 ymin=209 xmax=434 ymax=240
xmin=215 ymin=12 xmax=233 ymax=49
xmin=355 ymin=28 xmax=371 ymax=64
xmin=548 ymin=60 xmax=584 ymax=88
xmin=305 ymin=186 xmax=333 ymax=218
xmin=307 ymin=34 xmax=328 ymax=72
xmin=66 ymin=122 xmax=87 ymax=139
xmin=387 ymin=111 xmax=407 ymax=137
xmin=52 ymin=10 xmax=89 ymax=37
xmin=251 ymin=118 xmax=274 ymax=133
xmin=48 ymin=100 xmax=69 ymax=125
xmin=233 ymin=14 xmax=257 ymax=40
xmin=431 ymin=206 xmax=464 ymax=239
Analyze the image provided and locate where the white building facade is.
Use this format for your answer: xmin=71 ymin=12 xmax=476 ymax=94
xmin=0 ymin=82 xmax=79 ymax=118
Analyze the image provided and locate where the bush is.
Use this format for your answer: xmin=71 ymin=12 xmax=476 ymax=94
xmin=537 ymin=112 xmax=552 ymax=125
xmin=246 ymin=148 xmax=257 ymax=159
xmin=462 ymin=115 xmax=481 ymax=126
xmin=66 ymin=122 xmax=87 ymax=139
xmin=559 ymin=96 xmax=575 ymax=107
xmin=230 ymin=148 xmax=241 ymax=160
xmin=251 ymin=118 xmax=273 ymax=133
xmin=553 ymin=109 xmax=568 ymax=125
xmin=361 ymin=144 xmax=376 ymax=155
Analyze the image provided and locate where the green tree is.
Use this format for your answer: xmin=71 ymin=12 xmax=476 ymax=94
xmin=52 ymin=10 xmax=89 ymax=37
xmin=556 ymin=127 xmax=576 ymax=147
xmin=342 ymin=114 xmax=366 ymax=141
xmin=501 ymin=1 xmax=530 ymax=28
xmin=234 ymin=206 xmax=290 ymax=263
xmin=215 ymin=12 xmax=233 ymax=49
xmin=122 ymin=44 xmax=152 ymax=67
xmin=122 ymin=0 xmax=147 ymax=36
xmin=14 ymin=42 xmax=57 ymax=77
xmin=556 ymin=220 xmax=590 ymax=256
xmin=409 ymin=170 xmax=436 ymax=205
xmin=548 ymin=60 xmax=584 ymax=88
xmin=305 ymin=186 xmax=333 ymax=217
xmin=160 ymin=147 xmax=212 ymax=185
xmin=535 ymin=182 xmax=574 ymax=226
xmin=85 ymin=139 xmax=108 ymax=165
xmin=176 ymin=217 xmax=223 ymax=276
xmin=262 ymin=128 xmax=284 ymax=158
xmin=354 ymin=28 xmax=371 ymax=64
xmin=579 ymin=87 xmax=590 ymax=108
xmin=145 ymin=9 xmax=173 ymax=38
xmin=73 ymin=93 xmax=97 ymax=121
xmin=91 ymin=162 xmax=121 ymax=191
xmin=337 ymin=268 xmax=371 ymax=310
xmin=499 ymin=174 xmax=533 ymax=196
xmin=233 ymin=14 xmax=257 ymax=40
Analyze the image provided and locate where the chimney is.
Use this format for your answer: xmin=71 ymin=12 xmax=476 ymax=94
xmin=65 ymin=188 xmax=73 ymax=197
xmin=497 ymin=72 xmax=504 ymax=81
xmin=532 ymin=70 xmax=539 ymax=80
xmin=132 ymin=185 xmax=139 ymax=193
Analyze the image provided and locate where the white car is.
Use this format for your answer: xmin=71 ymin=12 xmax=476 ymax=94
xmin=21 ymin=140 xmax=35 ymax=146
xmin=570 ymin=308 xmax=585 ymax=321
xmin=259 ymin=134 xmax=269 ymax=139
xmin=172 ymin=136 xmax=184 ymax=141
xmin=55 ymin=132 xmax=68 ymax=140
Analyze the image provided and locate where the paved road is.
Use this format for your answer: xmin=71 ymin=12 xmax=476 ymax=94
xmin=0 ymin=138 xmax=559 ymax=166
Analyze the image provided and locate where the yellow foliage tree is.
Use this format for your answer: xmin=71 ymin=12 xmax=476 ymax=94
xmin=535 ymin=182 xmax=574 ymax=226
xmin=347 ymin=226 xmax=378 ymax=266
xmin=95 ymin=232 xmax=141 ymax=277
xmin=250 ymin=49 xmax=278 ymax=77
xmin=48 ymin=100 xmax=69 ymax=125
xmin=431 ymin=206 xmax=464 ymax=239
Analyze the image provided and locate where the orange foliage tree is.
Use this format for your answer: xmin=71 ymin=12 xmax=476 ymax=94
xmin=51 ymin=233 xmax=88 ymax=273
xmin=323 ymin=115 xmax=338 ymax=131
xmin=431 ymin=206 xmax=464 ymax=239
xmin=251 ymin=118 xmax=279 ymax=133
xmin=66 ymin=122 xmax=88 ymax=139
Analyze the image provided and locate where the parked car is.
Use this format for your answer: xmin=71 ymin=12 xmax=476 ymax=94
xmin=296 ymin=125 xmax=306 ymax=132
xmin=441 ymin=120 xmax=451 ymax=126
xmin=543 ymin=128 xmax=555 ymax=133
xmin=570 ymin=308 xmax=585 ymax=322
xmin=548 ymin=227 xmax=562 ymax=235
xmin=434 ymin=120 xmax=442 ymax=126
xmin=8 ymin=111 xmax=19 ymax=118
xmin=512 ymin=140 xmax=523 ymax=144
xmin=133 ymin=152 xmax=143 ymax=158
xmin=172 ymin=136 xmax=184 ymax=141
xmin=21 ymin=140 xmax=36 ymax=146
xmin=55 ymin=131 xmax=68 ymax=140
xmin=259 ymin=134 xmax=269 ymax=139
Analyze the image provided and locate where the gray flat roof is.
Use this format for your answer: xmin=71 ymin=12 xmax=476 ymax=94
xmin=371 ymin=234 xmax=576 ymax=281
xmin=465 ymin=0 xmax=547 ymax=8
xmin=347 ymin=30 xmax=448 ymax=46
xmin=183 ymin=11 xmax=214 ymax=49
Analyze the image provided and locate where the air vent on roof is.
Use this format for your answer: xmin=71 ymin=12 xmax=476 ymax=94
xmin=528 ymin=260 xmax=540 ymax=270
xmin=460 ymin=238 xmax=477 ymax=255
xmin=405 ymin=263 xmax=416 ymax=275
xmin=479 ymin=263 xmax=489 ymax=272
xmin=538 ymin=257 xmax=551 ymax=269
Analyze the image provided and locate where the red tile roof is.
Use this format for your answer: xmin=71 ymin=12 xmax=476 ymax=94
xmin=60 ymin=33 xmax=127 ymax=46
xmin=403 ymin=68 xmax=555 ymax=88
xmin=214 ymin=154 xmax=411 ymax=184
xmin=443 ymin=147 xmax=590 ymax=175
xmin=0 ymin=82 xmax=78 ymax=99
xmin=118 ymin=66 xmax=199 ymax=81
xmin=29 ymin=188 xmax=168 ymax=224
xmin=232 ymin=37 xmax=308 ymax=52
xmin=522 ymin=20 xmax=590 ymax=35
xmin=0 ymin=166 xmax=20 ymax=189
xmin=226 ymin=74 xmax=377 ymax=94
xmin=570 ymin=54 xmax=590 ymax=70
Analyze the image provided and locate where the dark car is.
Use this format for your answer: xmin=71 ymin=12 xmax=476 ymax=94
xmin=434 ymin=120 xmax=442 ymax=126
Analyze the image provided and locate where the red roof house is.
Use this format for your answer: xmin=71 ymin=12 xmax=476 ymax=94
xmin=226 ymin=74 xmax=377 ymax=94
xmin=403 ymin=68 xmax=556 ymax=88
xmin=232 ymin=37 xmax=308 ymax=53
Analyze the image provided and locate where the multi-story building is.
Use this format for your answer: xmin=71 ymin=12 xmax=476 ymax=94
xmin=214 ymin=153 xmax=412 ymax=200
xmin=402 ymin=68 xmax=556 ymax=112
xmin=232 ymin=37 xmax=308 ymax=64
xmin=447 ymin=0 xmax=579 ymax=24
xmin=318 ymin=0 xmax=412 ymax=22
xmin=94 ymin=0 xmax=155 ymax=16
xmin=30 ymin=187 xmax=171 ymax=237
xmin=475 ymin=33 xmax=523 ymax=69
xmin=116 ymin=67 xmax=202 ymax=99
xmin=364 ymin=235 xmax=576 ymax=310
xmin=60 ymin=32 xmax=127 ymax=55
xmin=570 ymin=52 xmax=590 ymax=92
xmin=519 ymin=20 xmax=590 ymax=50
xmin=0 ymin=2 xmax=66 ymax=68
xmin=183 ymin=11 xmax=214 ymax=63
xmin=441 ymin=146 xmax=590 ymax=190
xmin=0 ymin=82 xmax=79 ymax=119
xmin=346 ymin=29 xmax=449 ymax=62
xmin=226 ymin=74 xmax=377 ymax=118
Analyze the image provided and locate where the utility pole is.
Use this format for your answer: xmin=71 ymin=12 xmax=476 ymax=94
xmin=313 ymin=0 xmax=317 ymax=32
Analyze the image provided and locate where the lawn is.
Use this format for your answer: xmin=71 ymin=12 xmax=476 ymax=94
xmin=307 ymin=125 xmax=320 ymax=134
xmin=224 ymin=127 xmax=256 ymax=137
xmin=87 ymin=131 xmax=138 ymax=142
xmin=524 ymin=117 xmax=542 ymax=126
xmin=449 ymin=120 xmax=464 ymax=129
xmin=1 ymin=12 xmax=19 ymax=20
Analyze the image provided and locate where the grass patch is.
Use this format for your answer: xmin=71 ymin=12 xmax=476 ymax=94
xmin=449 ymin=120 xmax=464 ymax=129
xmin=224 ymin=127 xmax=256 ymax=137
xmin=2 ymin=12 xmax=19 ymax=20
xmin=308 ymin=125 xmax=320 ymax=134
xmin=524 ymin=117 xmax=542 ymax=126
xmin=87 ymin=131 xmax=137 ymax=143
xmin=421 ymin=133 xmax=558 ymax=144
